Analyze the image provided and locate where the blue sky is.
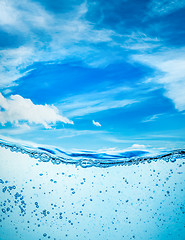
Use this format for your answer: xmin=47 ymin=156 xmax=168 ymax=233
xmin=0 ymin=0 xmax=185 ymax=150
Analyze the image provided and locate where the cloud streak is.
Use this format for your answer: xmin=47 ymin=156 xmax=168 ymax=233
xmin=149 ymin=0 xmax=185 ymax=16
xmin=142 ymin=113 xmax=164 ymax=123
xmin=58 ymin=86 xmax=137 ymax=117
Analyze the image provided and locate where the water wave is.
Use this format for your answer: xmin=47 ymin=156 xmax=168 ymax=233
xmin=0 ymin=139 xmax=185 ymax=168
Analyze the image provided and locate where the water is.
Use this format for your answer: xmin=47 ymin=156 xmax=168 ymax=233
xmin=0 ymin=139 xmax=185 ymax=240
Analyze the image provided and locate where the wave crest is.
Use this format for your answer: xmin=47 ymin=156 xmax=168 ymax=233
xmin=0 ymin=139 xmax=185 ymax=168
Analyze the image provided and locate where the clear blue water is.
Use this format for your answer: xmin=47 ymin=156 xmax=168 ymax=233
xmin=0 ymin=139 xmax=185 ymax=240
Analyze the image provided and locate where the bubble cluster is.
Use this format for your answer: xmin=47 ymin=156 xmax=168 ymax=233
xmin=0 ymin=157 xmax=185 ymax=240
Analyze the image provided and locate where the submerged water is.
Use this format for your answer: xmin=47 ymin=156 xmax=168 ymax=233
xmin=0 ymin=139 xmax=185 ymax=240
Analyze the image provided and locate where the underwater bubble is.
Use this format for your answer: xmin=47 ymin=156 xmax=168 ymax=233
xmin=40 ymin=153 xmax=50 ymax=162
xmin=0 ymin=179 xmax=4 ymax=184
xmin=80 ymin=159 xmax=95 ymax=168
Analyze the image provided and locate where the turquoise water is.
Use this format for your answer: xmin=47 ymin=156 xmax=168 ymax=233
xmin=0 ymin=140 xmax=185 ymax=240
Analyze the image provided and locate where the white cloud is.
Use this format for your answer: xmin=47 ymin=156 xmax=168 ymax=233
xmin=130 ymin=144 xmax=147 ymax=149
xmin=0 ymin=93 xmax=73 ymax=128
xmin=149 ymin=0 xmax=185 ymax=16
xmin=92 ymin=120 xmax=101 ymax=127
xmin=133 ymin=48 xmax=185 ymax=111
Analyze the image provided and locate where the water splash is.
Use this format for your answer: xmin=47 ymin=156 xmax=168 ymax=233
xmin=0 ymin=139 xmax=185 ymax=168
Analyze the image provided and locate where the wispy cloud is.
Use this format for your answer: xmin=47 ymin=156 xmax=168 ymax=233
xmin=142 ymin=113 xmax=164 ymax=123
xmin=0 ymin=0 xmax=117 ymax=88
xmin=56 ymin=129 xmax=105 ymax=139
xmin=0 ymin=0 xmax=164 ymax=90
xmin=133 ymin=48 xmax=185 ymax=111
xmin=148 ymin=0 xmax=185 ymax=16
xmin=0 ymin=93 xmax=73 ymax=128
xmin=122 ymin=32 xmax=160 ymax=51
xmin=58 ymin=86 xmax=137 ymax=117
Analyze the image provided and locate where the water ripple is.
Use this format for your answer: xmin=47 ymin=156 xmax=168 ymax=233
xmin=0 ymin=139 xmax=185 ymax=168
